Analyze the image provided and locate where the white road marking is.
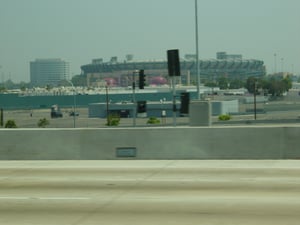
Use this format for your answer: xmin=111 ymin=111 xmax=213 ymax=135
xmin=0 ymin=197 xmax=29 ymax=200
xmin=0 ymin=196 xmax=90 ymax=200
xmin=38 ymin=197 xmax=90 ymax=200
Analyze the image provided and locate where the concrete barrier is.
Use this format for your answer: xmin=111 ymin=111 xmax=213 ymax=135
xmin=1 ymin=126 xmax=300 ymax=160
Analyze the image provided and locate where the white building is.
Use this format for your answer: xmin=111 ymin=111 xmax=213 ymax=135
xmin=30 ymin=58 xmax=70 ymax=86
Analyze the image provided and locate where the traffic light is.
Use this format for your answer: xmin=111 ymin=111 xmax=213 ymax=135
xmin=0 ymin=108 xmax=3 ymax=127
xmin=139 ymin=70 xmax=146 ymax=89
xmin=180 ymin=92 xmax=190 ymax=114
xmin=167 ymin=49 xmax=180 ymax=76
xmin=137 ymin=101 xmax=147 ymax=113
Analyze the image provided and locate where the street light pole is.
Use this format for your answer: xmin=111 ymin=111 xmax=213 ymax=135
xmin=281 ymin=58 xmax=284 ymax=73
xmin=274 ymin=53 xmax=277 ymax=74
xmin=195 ymin=0 xmax=200 ymax=99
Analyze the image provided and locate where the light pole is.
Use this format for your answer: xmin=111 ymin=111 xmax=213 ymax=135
xmin=67 ymin=80 xmax=76 ymax=128
xmin=195 ymin=0 xmax=200 ymax=99
xmin=274 ymin=53 xmax=277 ymax=74
xmin=281 ymin=58 xmax=284 ymax=73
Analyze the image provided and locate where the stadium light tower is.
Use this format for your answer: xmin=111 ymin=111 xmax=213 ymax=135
xmin=195 ymin=0 xmax=201 ymax=99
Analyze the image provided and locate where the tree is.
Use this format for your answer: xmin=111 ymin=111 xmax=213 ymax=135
xmin=5 ymin=120 xmax=17 ymax=128
xmin=282 ymin=76 xmax=292 ymax=92
xmin=58 ymin=79 xmax=71 ymax=87
xmin=71 ymin=74 xmax=87 ymax=86
xmin=204 ymin=81 xmax=218 ymax=88
xmin=248 ymin=76 xmax=293 ymax=97
xmin=37 ymin=118 xmax=50 ymax=128
xmin=245 ymin=77 xmax=261 ymax=94
xmin=217 ymin=77 xmax=229 ymax=89
xmin=0 ymin=86 xmax=6 ymax=93
xmin=260 ymin=79 xmax=270 ymax=95
xmin=268 ymin=78 xmax=286 ymax=97
xmin=229 ymin=79 xmax=244 ymax=89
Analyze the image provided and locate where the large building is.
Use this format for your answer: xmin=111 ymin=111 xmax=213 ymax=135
xmin=30 ymin=59 xmax=70 ymax=86
xmin=81 ymin=52 xmax=266 ymax=87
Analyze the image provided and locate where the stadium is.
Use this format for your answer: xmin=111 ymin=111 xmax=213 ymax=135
xmin=80 ymin=52 xmax=266 ymax=87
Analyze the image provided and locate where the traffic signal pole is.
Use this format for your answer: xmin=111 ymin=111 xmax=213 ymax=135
xmin=172 ymin=76 xmax=177 ymax=126
xmin=132 ymin=70 xmax=137 ymax=127
xmin=132 ymin=69 xmax=146 ymax=127
xmin=167 ymin=49 xmax=180 ymax=127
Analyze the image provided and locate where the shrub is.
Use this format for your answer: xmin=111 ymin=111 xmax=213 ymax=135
xmin=5 ymin=120 xmax=17 ymax=128
xmin=218 ymin=114 xmax=231 ymax=121
xmin=38 ymin=118 xmax=50 ymax=128
xmin=147 ymin=117 xmax=160 ymax=124
xmin=106 ymin=113 xmax=120 ymax=126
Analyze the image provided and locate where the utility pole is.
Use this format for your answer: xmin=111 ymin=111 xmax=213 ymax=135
xmin=105 ymin=85 xmax=110 ymax=126
xmin=195 ymin=0 xmax=201 ymax=99
xmin=254 ymin=81 xmax=257 ymax=120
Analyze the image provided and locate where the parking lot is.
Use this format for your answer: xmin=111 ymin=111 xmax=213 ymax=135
xmin=2 ymin=107 xmax=191 ymax=128
xmin=2 ymin=92 xmax=300 ymax=128
xmin=1 ymin=107 xmax=300 ymax=129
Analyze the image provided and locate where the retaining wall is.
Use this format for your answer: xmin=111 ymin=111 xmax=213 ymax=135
xmin=1 ymin=126 xmax=299 ymax=160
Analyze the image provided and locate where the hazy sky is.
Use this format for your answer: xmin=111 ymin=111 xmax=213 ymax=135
xmin=1 ymin=0 xmax=300 ymax=82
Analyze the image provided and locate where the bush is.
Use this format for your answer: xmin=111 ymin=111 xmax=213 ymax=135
xmin=147 ymin=117 xmax=160 ymax=124
xmin=38 ymin=118 xmax=50 ymax=128
xmin=5 ymin=120 xmax=17 ymax=128
xmin=106 ymin=113 xmax=120 ymax=126
xmin=218 ymin=114 xmax=231 ymax=121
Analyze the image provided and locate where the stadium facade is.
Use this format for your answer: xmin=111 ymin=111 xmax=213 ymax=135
xmin=81 ymin=52 xmax=266 ymax=87
xmin=30 ymin=58 xmax=70 ymax=87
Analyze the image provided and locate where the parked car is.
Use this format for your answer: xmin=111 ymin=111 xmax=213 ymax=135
xmin=69 ymin=111 xmax=79 ymax=116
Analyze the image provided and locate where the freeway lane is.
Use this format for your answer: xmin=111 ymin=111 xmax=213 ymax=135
xmin=0 ymin=160 xmax=300 ymax=225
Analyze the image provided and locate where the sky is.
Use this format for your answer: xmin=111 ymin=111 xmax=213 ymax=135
xmin=0 ymin=0 xmax=300 ymax=82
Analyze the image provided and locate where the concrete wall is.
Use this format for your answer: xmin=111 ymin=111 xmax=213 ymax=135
xmin=211 ymin=100 xmax=239 ymax=116
xmin=1 ymin=126 xmax=300 ymax=160
xmin=89 ymin=100 xmax=239 ymax=119
xmin=88 ymin=102 xmax=181 ymax=118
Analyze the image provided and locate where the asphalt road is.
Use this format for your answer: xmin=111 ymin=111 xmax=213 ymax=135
xmin=1 ymin=160 xmax=300 ymax=225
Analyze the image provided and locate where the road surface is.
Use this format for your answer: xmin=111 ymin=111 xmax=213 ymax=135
xmin=0 ymin=160 xmax=300 ymax=225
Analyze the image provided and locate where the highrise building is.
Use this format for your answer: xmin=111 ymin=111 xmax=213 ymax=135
xmin=30 ymin=58 xmax=70 ymax=86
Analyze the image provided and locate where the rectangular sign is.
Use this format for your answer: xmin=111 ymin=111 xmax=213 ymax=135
xmin=116 ymin=147 xmax=137 ymax=157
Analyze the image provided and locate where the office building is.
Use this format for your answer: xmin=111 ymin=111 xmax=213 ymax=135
xmin=30 ymin=59 xmax=69 ymax=86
